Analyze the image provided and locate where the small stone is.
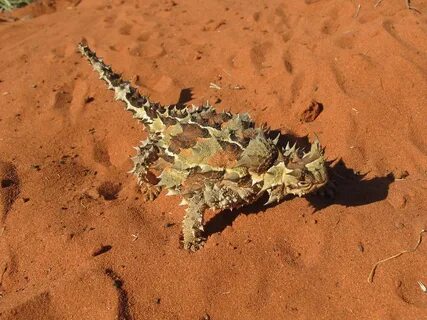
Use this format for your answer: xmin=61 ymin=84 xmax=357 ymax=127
xmin=200 ymin=314 xmax=211 ymax=320
xmin=30 ymin=164 xmax=41 ymax=171
xmin=394 ymin=221 xmax=405 ymax=229
xmin=357 ymin=242 xmax=364 ymax=252
xmin=394 ymin=170 xmax=409 ymax=180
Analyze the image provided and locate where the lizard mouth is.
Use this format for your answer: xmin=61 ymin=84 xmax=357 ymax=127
xmin=295 ymin=173 xmax=328 ymax=194
xmin=310 ymin=179 xmax=328 ymax=192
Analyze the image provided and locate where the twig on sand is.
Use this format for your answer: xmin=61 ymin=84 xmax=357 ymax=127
xmin=405 ymin=0 xmax=421 ymax=13
xmin=209 ymin=83 xmax=221 ymax=90
xmin=368 ymin=229 xmax=426 ymax=283
xmin=418 ymin=280 xmax=427 ymax=293
xmin=80 ymin=199 xmax=87 ymax=209
xmin=374 ymin=0 xmax=383 ymax=7
xmin=231 ymin=85 xmax=245 ymax=90
xmin=354 ymin=4 xmax=361 ymax=18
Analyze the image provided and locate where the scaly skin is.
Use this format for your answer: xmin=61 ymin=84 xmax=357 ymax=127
xmin=78 ymin=42 xmax=328 ymax=251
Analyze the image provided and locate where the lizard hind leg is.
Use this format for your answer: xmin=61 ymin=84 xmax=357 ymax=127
xmin=130 ymin=139 xmax=162 ymax=201
xmin=182 ymin=193 xmax=208 ymax=251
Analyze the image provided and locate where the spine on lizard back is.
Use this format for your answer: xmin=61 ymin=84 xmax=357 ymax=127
xmin=78 ymin=41 xmax=156 ymax=125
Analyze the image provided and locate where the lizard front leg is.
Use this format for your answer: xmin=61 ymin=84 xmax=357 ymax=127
xmin=130 ymin=139 xmax=162 ymax=201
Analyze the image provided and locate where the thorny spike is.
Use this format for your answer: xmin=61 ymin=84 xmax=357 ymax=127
xmin=166 ymin=189 xmax=179 ymax=196
xmin=272 ymin=133 xmax=280 ymax=145
xmin=265 ymin=194 xmax=276 ymax=206
xmin=284 ymin=142 xmax=297 ymax=156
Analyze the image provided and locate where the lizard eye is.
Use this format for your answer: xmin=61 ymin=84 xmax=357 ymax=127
xmin=298 ymin=181 xmax=310 ymax=187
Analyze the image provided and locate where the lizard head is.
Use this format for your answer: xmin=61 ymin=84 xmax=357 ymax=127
xmin=262 ymin=138 xmax=328 ymax=204
xmin=282 ymin=138 xmax=328 ymax=195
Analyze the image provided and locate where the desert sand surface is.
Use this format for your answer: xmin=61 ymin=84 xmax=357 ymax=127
xmin=0 ymin=0 xmax=427 ymax=319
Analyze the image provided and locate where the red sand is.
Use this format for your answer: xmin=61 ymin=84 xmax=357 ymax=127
xmin=1 ymin=0 xmax=427 ymax=319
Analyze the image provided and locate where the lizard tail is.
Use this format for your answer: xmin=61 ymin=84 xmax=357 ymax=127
xmin=77 ymin=41 xmax=156 ymax=125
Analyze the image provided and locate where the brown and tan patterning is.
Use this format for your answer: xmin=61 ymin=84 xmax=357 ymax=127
xmin=78 ymin=42 xmax=328 ymax=251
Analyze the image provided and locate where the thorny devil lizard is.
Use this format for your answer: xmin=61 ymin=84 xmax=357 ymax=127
xmin=78 ymin=42 xmax=329 ymax=251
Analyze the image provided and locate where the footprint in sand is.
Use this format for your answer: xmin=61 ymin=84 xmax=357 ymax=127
xmin=289 ymin=72 xmax=305 ymax=104
xmin=395 ymin=278 xmax=427 ymax=308
xmin=52 ymin=83 xmax=74 ymax=112
xmin=320 ymin=7 xmax=339 ymax=36
xmin=136 ymin=31 xmax=152 ymax=42
xmin=408 ymin=118 xmax=427 ymax=157
xmin=0 ymin=243 xmax=16 ymax=294
xmin=329 ymin=62 xmax=348 ymax=95
xmin=358 ymin=12 xmax=380 ymax=25
xmin=382 ymin=20 xmax=406 ymax=46
xmin=52 ymin=80 xmax=92 ymax=125
xmin=282 ymin=54 xmax=293 ymax=74
xmin=92 ymin=139 xmax=112 ymax=167
xmin=263 ymin=5 xmax=293 ymax=39
xmin=249 ymin=42 xmax=272 ymax=73
xmin=0 ymin=269 xmax=122 ymax=319
xmin=0 ymin=161 xmax=20 ymax=223
xmin=273 ymin=240 xmax=302 ymax=268
xmin=274 ymin=6 xmax=290 ymax=30
xmin=334 ymin=32 xmax=356 ymax=50
xmin=321 ymin=18 xmax=340 ymax=35
xmin=0 ymin=291 xmax=53 ymax=319
xmin=383 ymin=19 xmax=427 ymax=62
xmin=128 ymin=41 xmax=166 ymax=59
xmin=103 ymin=14 xmax=118 ymax=28
xmin=118 ymin=23 xmax=133 ymax=36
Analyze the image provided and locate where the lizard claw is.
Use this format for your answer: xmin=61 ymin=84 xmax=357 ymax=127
xmin=140 ymin=184 xmax=161 ymax=202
